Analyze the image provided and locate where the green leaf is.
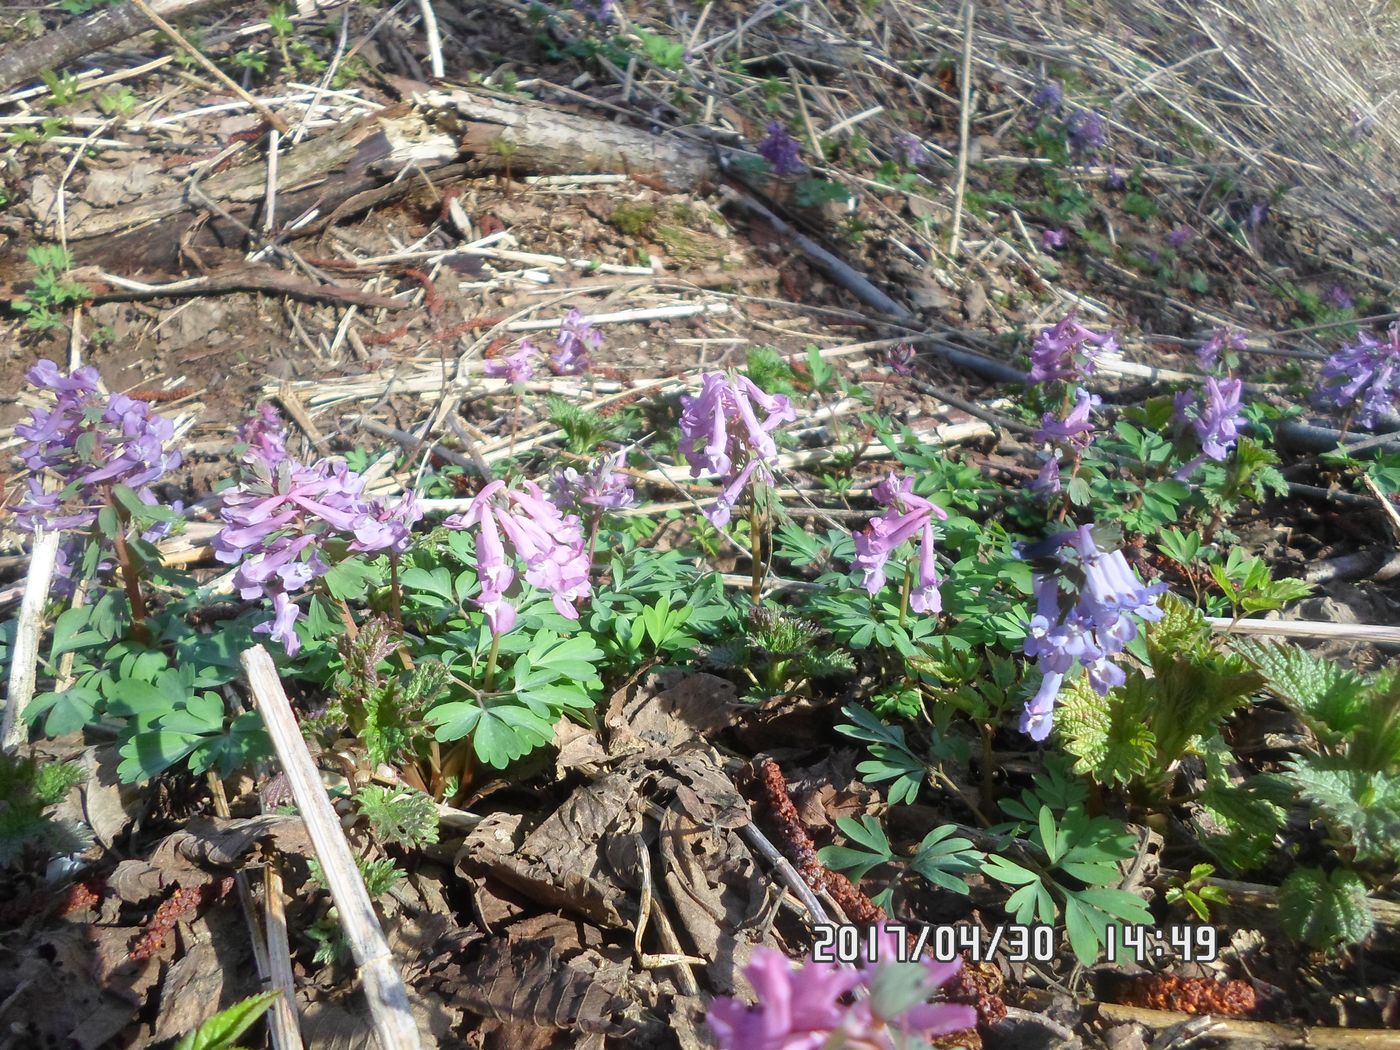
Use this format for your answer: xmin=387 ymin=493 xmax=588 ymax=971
xmin=174 ymin=990 xmax=282 ymax=1050
xmin=1284 ymin=759 xmax=1400 ymax=865
xmin=50 ymin=605 xmax=103 ymax=656
xmin=1278 ymin=867 xmax=1374 ymax=951
xmin=25 ymin=686 xmax=100 ymax=736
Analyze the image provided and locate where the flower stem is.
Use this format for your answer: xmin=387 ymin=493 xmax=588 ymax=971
xmin=106 ymin=490 xmax=150 ymax=643
xmin=388 ymin=552 xmax=403 ymax=630
xmin=749 ymin=500 xmax=763 ymax=604
xmin=899 ymin=560 xmax=913 ymax=627
xmin=484 ymin=631 xmax=502 ymax=692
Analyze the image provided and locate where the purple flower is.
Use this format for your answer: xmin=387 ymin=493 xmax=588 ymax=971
xmin=551 ymin=311 xmax=601 ymax=375
xmin=1198 ymin=326 xmax=1247 ymax=370
xmin=552 ymin=452 xmax=635 ymax=513
xmin=1103 ymin=167 xmax=1126 ymax=191
xmin=1027 ymin=313 xmax=1118 ymax=386
xmin=891 ymin=132 xmax=926 ymax=166
xmin=1166 ymin=225 xmax=1193 ymax=250
xmin=14 ymin=360 xmax=182 ymax=534
xmin=572 ymin=0 xmax=613 ymax=23
xmin=442 ymin=479 xmax=592 ymax=633
xmin=1030 ymin=81 xmax=1064 ymax=115
xmin=1312 ymin=323 xmax=1400 ymax=429
xmin=1174 ymin=377 xmax=1245 ymax=472
xmin=1018 ymin=526 xmax=1166 ymax=740
xmin=1065 ymin=108 xmax=1107 ymax=158
xmin=486 ymin=339 xmax=541 ymax=384
xmin=706 ymin=926 xmax=976 ymax=1050
xmin=758 ymin=121 xmax=803 ymax=176
xmin=852 ymin=473 xmax=948 ymax=612
xmin=678 ymin=372 xmax=796 ymax=526
xmin=883 ymin=343 xmax=916 ymax=376
xmin=1247 ymin=201 xmax=1268 ymax=228
xmin=1031 ymin=452 xmax=1062 ymax=496
xmin=1041 ymin=228 xmax=1067 ymax=251
xmin=1034 ymin=387 xmax=1099 ymax=449
xmin=1325 ymin=285 xmax=1355 ymax=310
xmin=215 ymin=409 xmax=421 ymax=655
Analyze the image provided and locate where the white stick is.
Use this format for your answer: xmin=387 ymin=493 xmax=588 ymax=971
xmin=241 ymin=647 xmax=422 ymax=1050
xmin=416 ymin=0 xmax=445 ymax=78
xmin=1 ymin=531 xmax=61 ymax=752
xmin=1207 ymin=618 xmax=1400 ymax=646
xmin=504 ymin=301 xmax=728 ymax=332
xmin=263 ymin=864 xmax=305 ymax=1050
xmin=948 ymin=0 xmax=975 ymax=258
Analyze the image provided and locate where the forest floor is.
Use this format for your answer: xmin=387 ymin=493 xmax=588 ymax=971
xmin=1 ymin=0 xmax=1400 ymax=1048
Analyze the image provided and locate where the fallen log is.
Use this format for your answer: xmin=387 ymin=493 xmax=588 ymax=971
xmin=0 ymin=0 xmax=222 ymax=94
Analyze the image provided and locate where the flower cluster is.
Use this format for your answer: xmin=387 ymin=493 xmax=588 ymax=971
xmin=1312 ymin=322 xmax=1400 ymax=429
xmin=1027 ymin=313 xmax=1118 ymax=386
xmin=1030 ymin=81 xmax=1064 ymax=115
xmin=442 ymin=480 xmax=591 ymax=636
xmin=552 ymin=452 xmax=635 ymax=513
xmin=1065 ymin=108 xmax=1107 ymax=158
xmin=758 ymin=121 xmax=803 ymax=176
xmin=891 ymin=132 xmax=926 ymax=167
xmin=552 ymin=309 xmax=601 ymax=375
xmin=706 ymin=928 xmax=976 ymax=1050
xmin=678 ymin=372 xmax=796 ymax=526
xmin=1174 ymin=377 xmax=1245 ymax=479
xmin=214 ymin=407 xmax=420 ymax=656
xmin=1034 ymin=386 xmax=1099 ymax=451
xmin=1197 ymin=327 xmax=1247 ymax=370
xmin=1019 ymin=526 xmax=1166 ymax=740
xmin=882 ymin=343 xmax=916 ymax=377
xmin=14 ymin=360 xmax=182 ymax=533
xmin=486 ymin=339 xmax=541 ymax=384
xmin=1166 ymin=224 xmax=1193 ymax=250
xmin=853 ymin=473 xmax=948 ymax=614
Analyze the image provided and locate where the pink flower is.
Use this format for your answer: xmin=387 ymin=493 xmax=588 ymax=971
xmin=1027 ymin=313 xmax=1117 ymax=386
xmin=852 ymin=473 xmax=948 ymax=606
xmin=442 ymin=479 xmax=592 ymax=633
xmin=551 ymin=310 xmax=601 ymax=375
xmin=486 ymin=340 xmax=541 ymax=384
xmin=678 ymin=372 xmax=796 ymax=526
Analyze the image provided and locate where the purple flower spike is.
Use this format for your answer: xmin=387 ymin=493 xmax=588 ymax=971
xmin=883 ymin=343 xmax=916 ymax=376
xmin=1166 ymin=225 xmax=1193 ymax=250
xmin=1027 ymin=313 xmax=1118 ymax=386
xmin=1030 ymin=81 xmax=1064 ymax=115
xmin=552 ymin=311 xmax=601 ymax=375
xmin=1312 ymin=323 xmax=1400 ymax=429
xmin=1042 ymin=228 xmax=1067 ymax=251
xmin=552 ymin=452 xmax=635 ymax=513
xmin=706 ymin=924 xmax=976 ymax=1050
xmin=852 ymin=473 xmax=948 ymax=609
xmin=14 ymin=360 xmax=182 ymax=535
xmin=1017 ymin=526 xmax=1166 ymax=740
xmin=1198 ymin=327 xmax=1248 ymax=370
xmin=442 ymin=479 xmax=592 ymax=633
xmin=758 ymin=121 xmax=803 ymax=176
xmin=891 ymin=132 xmax=926 ymax=167
xmin=487 ymin=339 xmax=541 ymax=384
xmin=677 ymin=371 xmax=795 ymax=526
xmin=1065 ymin=108 xmax=1107 ymax=157
xmin=1034 ymin=387 xmax=1099 ymax=449
xmin=215 ymin=407 xmax=422 ymax=656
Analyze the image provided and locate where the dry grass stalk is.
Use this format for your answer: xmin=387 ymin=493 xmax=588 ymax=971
xmin=1 ymin=531 xmax=61 ymax=752
xmin=241 ymin=646 xmax=422 ymax=1050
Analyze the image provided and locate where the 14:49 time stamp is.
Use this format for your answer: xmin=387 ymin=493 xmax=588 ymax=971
xmin=811 ymin=923 xmax=1219 ymax=965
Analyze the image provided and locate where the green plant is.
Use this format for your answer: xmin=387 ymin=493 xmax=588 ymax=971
xmin=40 ymin=68 xmax=84 ymax=106
xmin=1164 ymin=863 xmax=1229 ymax=921
xmin=1207 ymin=550 xmax=1312 ymax=620
xmin=636 ymin=30 xmax=685 ymax=70
xmin=546 ymin=396 xmax=637 ymax=453
xmin=983 ymin=805 xmax=1153 ymax=965
xmin=13 ymin=245 xmax=90 ymax=331
xmin=0 ymin=753 xmax=87 ymax=865
xmin=818 ymin=815 xmax=983 ymax=911
xmin=173 ymin=990 xmax=282 ymax=1050
xmin=704 ymin=605 xmax=854 ymax=697
xmin=97 ymin=87 xmax=138 ymax=116
xmin=1055 ymin=596 xmax=1263 ymax=802
xmin=355 ymin=784 xmax=441 ymax=848
xmin=1278 ymin=867 xmax=1373 ymax=952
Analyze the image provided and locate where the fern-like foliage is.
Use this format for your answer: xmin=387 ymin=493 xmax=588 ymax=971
xmin=1056 ymin=595 xmax=1261 ymax=799
xmin=704 ymin=606 xmax=854 ymax=696
xmin=356 ymin=785 xmax=441 ymax=848
xmin=0 ymin=754 xmax=88 ymax=866
xmin=546 ymin=396 xmax=637 ymax=453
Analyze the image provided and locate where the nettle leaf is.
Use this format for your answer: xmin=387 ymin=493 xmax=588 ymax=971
xmin=1278 ymin=867 xmax=1374 ymax=951
xmin=1055 ymin=675 xmax=1156 ymax=789
xmin=1285 ymin=759 xmax=1400 ymax=865
xmin=1196 ymin=772 xmax=1289 ymax=874
xmin=1238 ymin=640 xmax=1369 ymax=738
